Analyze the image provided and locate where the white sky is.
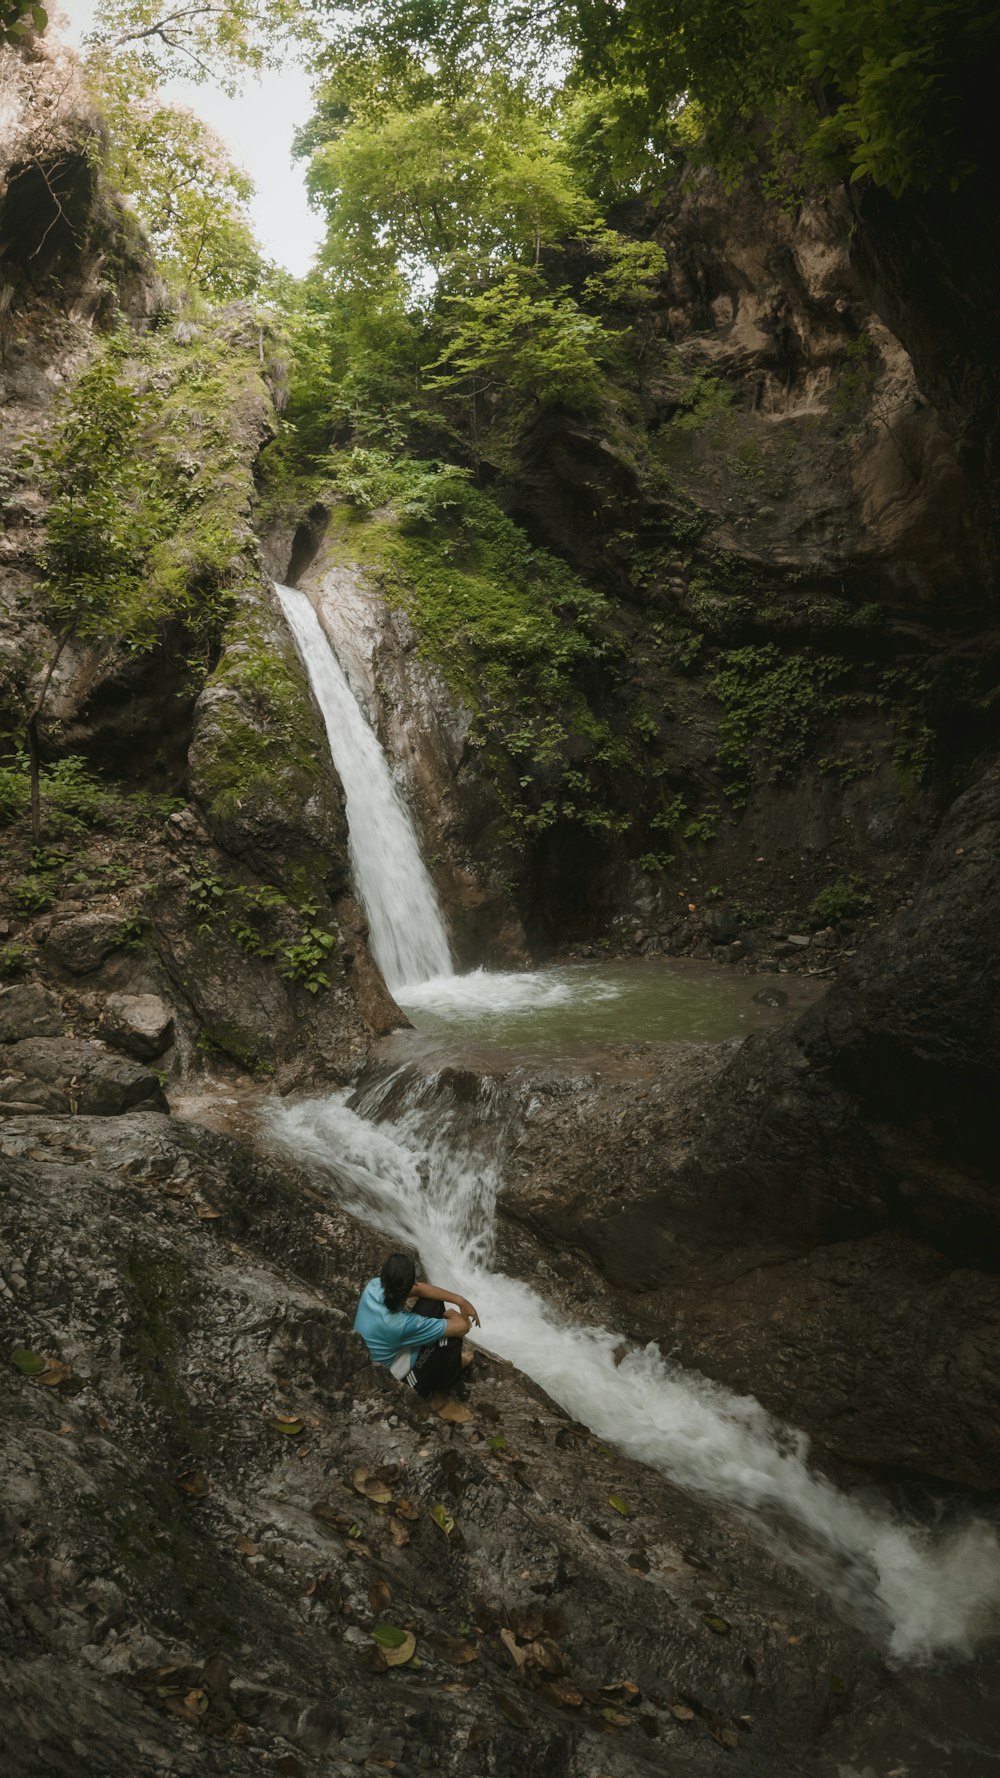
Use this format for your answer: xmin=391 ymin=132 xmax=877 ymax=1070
xmin=56 ymin=1 xmax=324 ymax=276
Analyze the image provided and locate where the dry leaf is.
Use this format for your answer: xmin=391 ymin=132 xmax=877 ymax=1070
xmin=786 ymin=1634 xmax=801 ymax=1646
xmin=434 ymin=1397 xmax=473 ymax=1425
xmin=195 ymin=1203 xmax=221 ymax=1220
xmin=389 ymin=1517 xmax=410 ymax=1548
xmin=353 ymin=1467 xmax=393 ymax=1504
xmin=371 ymin=1626 xmax=416 ymax=1667
xmin=669 ymin=1703 xmax=695 ymax=1722
xmin=235 ymin=1535 xmax=260 ymax=1556
xmin=369 ymin=1580 xmax=393 ymax=1614
xmin=499 ymin=1628 xmax=527 ymax=1669
xmin=544 ymin=1681 xmax=583 ymax=1708
xmin=183 ymin=1689 xmax=208 ymax=1717
xmin=176 ymin=1468 xmax=211 ymax=1498
xmin=395 ymin=1498 xmax=419 ymax=1521
xmin=36 ymin=1358 xmax=70 ymax=1387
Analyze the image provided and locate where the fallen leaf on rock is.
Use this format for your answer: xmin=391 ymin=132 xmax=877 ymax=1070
xmin=702 ymin=1614 xmax=730 ymax=1635
xmin=709 ymin=1725 xmax=739 ymax=1749
xmin=36 ymin=1358 xmax=70 ymax=1387
xmin=494 ymin=1691 xmax=532 ymax=1729
xmin=602 ymin=1679 xmax=639 ymax=1699
xmin=434 ymin=1397 xmax=473 ymax=1425
xmin=431 ymin=1503 xmax=454 ymax=1537
xmin=371 ymin=1626 xmax=416 ymax=1667
xmin=162 ymin=1180 xmax=192 ymax=1198
xmin=235 ymin=1535 xmax=260 ymax=1555
xmin=669 ymin=1703 xmax=696 ymax=1722
xmin=389 ymin=1517 xmax=410 ymax=1548
xmin=607 ymin=1494 xmax=630 ymax=1517
xmin=395 ymin=1497 xmax=419 ymax=1520
xmin=526 ymin=1637 xmax=565 ymax=1676
xmin=195 ymin=1203 xmax=221 ymax=1220
xmin=601 ymin=1707 xmax=631 ymax=1726
xmin=487 ymin=1434 xmax=507 ymax=1452
xmin=10 ymin=1346 xmax=47 ymax=1376
xmin=438 ymin=1637 xmax=478 ymax=1665
xmin=544 ymin=1681 xmax=583 ymax=1708
xmin=353 ymin=1467 xmax=393 ymax=1504
xmin=786 ymin=1634 xmax=801 ymax=1646
xmin=176 ymin=1468 xmax=211 ymax=1498
xmin=369 ymin=1580 xmax=392 ymax=1613
xmin=57 ymin=1423 xmax=72 ymax=1435
xmin=271 ymin=1415 xmax=304 ymax=1437
xmin=183 ymin=1689 xmax=208 ymax=1717
xmin=499 ymin=1628 xmax=527 ymax=1669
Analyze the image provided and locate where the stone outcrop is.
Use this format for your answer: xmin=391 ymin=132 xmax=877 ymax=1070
xmin=0 ymin=1035 xmax=168 ymax=1115
xmin=99 ymin=993 xmax=175 ymax=1060
xmin=491 ymin=759 xmax=1000 ymax=1490
xmin=6 ymin=1106 xmax=997 ymax=1778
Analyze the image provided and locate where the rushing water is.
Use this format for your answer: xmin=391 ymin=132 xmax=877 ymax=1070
xmin=278 ymin=584 xmax=453 ymax=992
xmin=273 ymin=580 xmax=1000 ymax=1665
xmin=269 ymin=1080 xmax=1000 ymax=1665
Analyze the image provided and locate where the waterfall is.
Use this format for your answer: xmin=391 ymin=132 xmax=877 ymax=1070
xmin=268 ymin=1077 xmax=1000 ymax=1665
xmin=273 ymin=576 xmax=1000 ymax=1666
xmin=277 ymin=584 xmax=453 ymax=993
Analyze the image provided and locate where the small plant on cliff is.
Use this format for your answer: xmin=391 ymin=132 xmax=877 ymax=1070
xmin=278 ymin=926 xmax=336 ymax=993
xmin=811 ymin=874 xmax=872 ymax=924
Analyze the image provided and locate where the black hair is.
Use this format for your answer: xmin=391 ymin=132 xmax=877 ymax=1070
xmin=380 ymin=1252 xmax=416 ymax=1313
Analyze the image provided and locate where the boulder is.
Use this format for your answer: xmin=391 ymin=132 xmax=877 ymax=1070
xmin=0 ymin=1037 xmax=168 ymax=1116
xmin=99 ymin=992 xmax=174 ymax=1060
xmin=45 ymin=913 xmax=126 ymax=975
xmin=0 ymin=982 xmax=64 ymax=1042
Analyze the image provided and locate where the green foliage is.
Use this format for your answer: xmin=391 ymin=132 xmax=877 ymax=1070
xmin=278 ymin=926 xmax=336 ymax=993
xmin=811 ymin=874 xmax=873 ymax=923
xmin=0 ymin=2 xmax=46 ymax=48
xmin=670 ymin=370 xmax=735 ymax=433
xmin=84 ymin=0 xmax=315 ymax=93
xmin=428 ymin=270 xmax=608 ymax=416
xmin=89 ymin=61 xmax=264 ymax=299
xmin=0 ymin=942 xmax=32 ymax=978
xmin=0 ymin=766 xmax=29 ymax=826
xmin=711 ymin=645 xmax=849 ymax=805
xmin=12 ymin=874 xmax=54 ymax=915
xmin=35 ymin=326 xmax=265 ymax=683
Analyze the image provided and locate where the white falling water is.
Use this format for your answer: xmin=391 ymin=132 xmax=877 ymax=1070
xmin=268 ymin=1079 xmax=1000 ymax=1665
xmin=277 ymin=584 xmax=453 ymax=993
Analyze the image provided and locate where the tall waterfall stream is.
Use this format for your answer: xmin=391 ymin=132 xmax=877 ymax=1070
xmin=276 ymin=584 xmax=1000 ymax=1664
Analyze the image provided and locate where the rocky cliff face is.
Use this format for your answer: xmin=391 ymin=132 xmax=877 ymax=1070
xmin=0 ymin=39 xmax=403 ymax=1093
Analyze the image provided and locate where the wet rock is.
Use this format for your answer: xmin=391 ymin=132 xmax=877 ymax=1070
xmin=99 ymin=992 xmax=175 ymax=1060
xmin=0 ymin=982 xmax=64 ymax=1041
xmin=0 ymin=1109 xmax=917 ymax=1778
xmin=752 ymin=986 xmax=788 ymax=1008
xmin=704 ymin=907 xmax=739 ymax=944
xmin=0 ymin=1036 xmax=168 ymax=1115
xmin=45 ymin=912 xmax=126 ymax=975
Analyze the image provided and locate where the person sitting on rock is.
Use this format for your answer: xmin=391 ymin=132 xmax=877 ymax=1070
xmin=353 ymin=1252 xmax=480 ymax=1397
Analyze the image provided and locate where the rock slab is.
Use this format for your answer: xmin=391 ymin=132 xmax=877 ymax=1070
xmin=99 ymin=992 xmax=174 ymax=1059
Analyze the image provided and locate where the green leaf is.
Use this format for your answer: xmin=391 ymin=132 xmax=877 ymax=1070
xmin=11 ymin=1346 xmax=46 ymax=1376
xmin=431 ymin=1502 xmax=455 ymax=1536
xmin=487 ymin=1434 xmax=506 ymax=1452
xmin=372 ymin=1623 xmax=408 ymax=1648
xmin=608 ymin=1493 xmax=630 ymax=1516
xmin=702 ymin=1614 xmax=730 ymax=1635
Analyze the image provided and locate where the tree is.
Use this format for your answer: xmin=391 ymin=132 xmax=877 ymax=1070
xmin=83 ymin=0 xmax=318 ymax=92
xmin=92 ymin=58 xmax=264 ymax=297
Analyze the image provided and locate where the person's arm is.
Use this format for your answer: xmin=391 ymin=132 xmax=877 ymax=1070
xmin=412 ymin=1278 xmax=481 ymax=1329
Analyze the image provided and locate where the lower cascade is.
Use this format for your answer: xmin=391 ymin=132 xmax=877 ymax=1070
xmin=273 ymin=580 xmax=1000 ymax=1664
xmin=269 ymin=1078 xmax=1000 ymax=1665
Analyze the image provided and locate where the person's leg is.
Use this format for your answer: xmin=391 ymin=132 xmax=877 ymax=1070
xmin=412 ymin=1336 xmax=464 ymax=1397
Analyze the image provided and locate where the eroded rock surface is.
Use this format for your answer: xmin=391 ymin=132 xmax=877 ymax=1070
xmin=4 ymin=1109 xmax=998 ymax=1778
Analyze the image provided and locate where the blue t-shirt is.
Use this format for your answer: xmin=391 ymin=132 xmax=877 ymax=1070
xmin=353 ymin=1278 xmax=448 ymax=1372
